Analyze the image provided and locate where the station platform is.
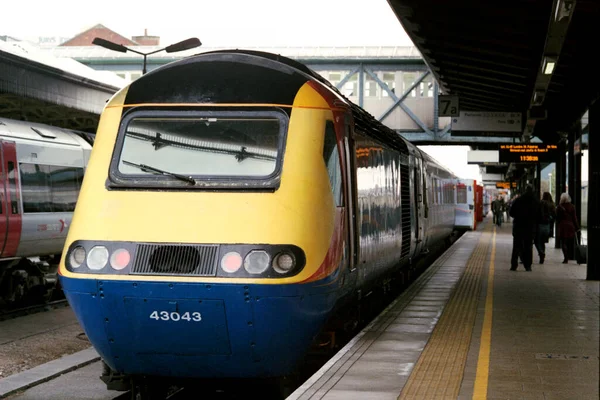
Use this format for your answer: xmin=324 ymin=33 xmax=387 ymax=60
xmin=288 ymin=219 xmax=599 ymax=400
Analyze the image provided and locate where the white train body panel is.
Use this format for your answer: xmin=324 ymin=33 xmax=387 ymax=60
xmin=0 ymin=118 xmax=92 ymax=259
xmin=454 ymin=179 xmax=476 ymax=230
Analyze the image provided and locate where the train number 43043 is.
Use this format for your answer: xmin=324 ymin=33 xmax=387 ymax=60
xmin=149 ymin=311 xmax=202 ymax=322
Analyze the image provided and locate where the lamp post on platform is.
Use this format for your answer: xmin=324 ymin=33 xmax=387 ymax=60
xmin=92 ymin=37 xmax=201 ymax=75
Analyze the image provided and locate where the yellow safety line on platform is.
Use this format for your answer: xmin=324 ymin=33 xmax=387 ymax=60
xmin=398 ymin=226 xmax=492 ymax=400
xmin=473 ymin=227 xmax=496 ymax=399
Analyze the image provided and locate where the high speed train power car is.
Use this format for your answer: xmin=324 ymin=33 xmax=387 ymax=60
xmin=0 ymin=118 xmax=93 ymax=305
xmin=58 ymin=50 xmax=461 ymax=397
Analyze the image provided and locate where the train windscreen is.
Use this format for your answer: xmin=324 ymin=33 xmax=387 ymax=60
xmin=111 ymin=109 xmax=288 ymax=188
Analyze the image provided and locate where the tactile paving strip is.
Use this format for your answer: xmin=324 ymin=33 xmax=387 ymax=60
xmin=398 ymin=227 xmax=492 ymax=399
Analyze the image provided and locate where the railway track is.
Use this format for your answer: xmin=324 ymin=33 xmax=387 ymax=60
xmin=0 ymin=299 xmax=70 ymax=322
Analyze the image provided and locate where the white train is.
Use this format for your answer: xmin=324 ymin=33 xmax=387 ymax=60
xmin=0 ymin=117 xmax=93 ymax=304
xmin=454 ymin=178 xmax=484 ymax=231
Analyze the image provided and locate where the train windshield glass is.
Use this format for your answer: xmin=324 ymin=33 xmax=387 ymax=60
xmin=115 ymin=110 xmax=286 ymax=185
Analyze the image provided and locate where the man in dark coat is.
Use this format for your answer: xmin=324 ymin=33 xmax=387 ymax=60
xmin=509 ymin=185 xmax=541 ymax=271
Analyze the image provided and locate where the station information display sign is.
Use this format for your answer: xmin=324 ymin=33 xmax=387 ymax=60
xmin=496 ymin=182 xmax=517 ymax=189
xmin=498 ymin=144 xmax=558 ymax=163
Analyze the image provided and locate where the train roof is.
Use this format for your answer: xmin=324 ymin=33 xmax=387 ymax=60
xmin=0 ymin=117 xmax=93 ymax=148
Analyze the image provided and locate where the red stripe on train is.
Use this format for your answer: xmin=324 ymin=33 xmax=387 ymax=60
xmin=0 ymin=140 xmax=23 ymax=257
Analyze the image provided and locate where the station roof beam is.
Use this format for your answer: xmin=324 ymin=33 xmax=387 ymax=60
xmin=387 ymin=0 xmax=600 ymax=144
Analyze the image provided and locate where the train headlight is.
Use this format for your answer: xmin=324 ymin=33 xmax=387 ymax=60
xmin=272 ymin=252 xmax=296 ymax=274
xmin=244 ymin=250 xmax=270 ymax=274
xmin=87 ymin=246 xmax=109 ymax=270
xmin=221 ymin=251 xmax=243 ymax=273
xmin=69 ymin=246 xmax=86 ymax=269
xmin=110 ymin=249 xmax=131 ymax=270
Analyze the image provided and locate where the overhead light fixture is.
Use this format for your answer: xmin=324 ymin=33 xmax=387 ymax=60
xmin=532 ymin=90 xmax=545 ymax=105
xmin=555 ymin=0 xmax=574 ymax=22
xmin=542 ymin=56 xmax=556 ymax=75
xmin=92 ymin=37 xmax=201 ymax=75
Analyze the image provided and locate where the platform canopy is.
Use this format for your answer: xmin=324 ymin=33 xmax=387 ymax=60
xmin=0 ymin=40 xmax=125 ymax=132
xmin=387 ymin=0 xmax=599 ymax=145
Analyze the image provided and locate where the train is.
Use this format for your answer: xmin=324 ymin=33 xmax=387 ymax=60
xmin=454 ymin=179 xmax=484 ymax=231
xmin=483 ymin=188 xmax=492 ymax=218
xmin=0 ymin=117 xmax=93 ymax=305
xmin=55 ymin=50 xmax=468 ymax=397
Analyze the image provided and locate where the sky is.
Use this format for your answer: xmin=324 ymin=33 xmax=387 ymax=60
xmin=419 ymin=146 xmax=482 ymax=182
xmin=3 ymin=0 xmax=415 ymax=47
xmin=2 ymin=0 xmax=483 ymax=181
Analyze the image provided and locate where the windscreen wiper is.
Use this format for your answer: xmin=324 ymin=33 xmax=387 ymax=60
xmin=122 ymin=160 xmax=196 ymax=185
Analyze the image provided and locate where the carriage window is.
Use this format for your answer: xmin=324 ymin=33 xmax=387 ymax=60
xmin=114 ymin=110 xmax=287 ymax=187
xmin=441 ymin=183 xmax=445 ymax=204
xmin=457 ymin=184 xmax=467 ymax=204
xmin=48 ymin=166 xmax=84 ymax=212
xmin=19 ymin=163 xmax=84 ymax=213
xmin=323 ymin=121 xmax=343 ymax=207
xmin=20 ymin=164 xmax=52 ymax=213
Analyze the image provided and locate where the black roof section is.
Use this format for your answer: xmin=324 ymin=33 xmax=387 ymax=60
xmin=387 ymin=0 xmax=599 ymax=144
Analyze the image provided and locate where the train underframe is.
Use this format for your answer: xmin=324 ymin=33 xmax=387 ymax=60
xmin=0 ymin=255 xmax=61 ymax=307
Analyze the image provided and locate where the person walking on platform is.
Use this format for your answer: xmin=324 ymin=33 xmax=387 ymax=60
xmin=535 ymin=192 xmax=556 ymax=264
xmin=509 ymin=185 xmax=540 ymax=271
xmin=492 ymin=195 xmax=503 ymax=227
xmin=557 ymin=192 xmax=579 ymax=264
xmin=505 ymin=196 xmax=513 ymax=223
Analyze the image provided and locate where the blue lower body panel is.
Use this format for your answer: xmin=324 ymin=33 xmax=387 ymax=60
xmin=60 ymin=276 xmax=339 ymax=379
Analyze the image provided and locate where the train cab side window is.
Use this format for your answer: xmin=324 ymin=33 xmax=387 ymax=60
xmin=8 ymin=162 xmax=19 ymax=214
xmin=323 ymin=121 xmax=343 ymax=207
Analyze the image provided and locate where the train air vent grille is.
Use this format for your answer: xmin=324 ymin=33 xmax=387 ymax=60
xmin=400 ymin=161 xmax=411 ymax=259
xmin=131 ymin=244 xmax=219 ymax=276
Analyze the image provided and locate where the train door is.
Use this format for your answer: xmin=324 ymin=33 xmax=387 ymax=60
xmin=413 ymin=157 xmax=423 ymax=246
xmin=343 ymin=120 xmax=359 ymax=274
xmin=421 ymin=168 xmax=429 ymax=247
xmin=475 ymin=184 xmax=484 ymax=223
xmin=0 ymin=140 xmax=22 ymax=257
xmin=466 ymin=180 xmax=475 ymax=229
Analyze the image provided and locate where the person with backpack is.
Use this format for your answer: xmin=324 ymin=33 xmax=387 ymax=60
xmin=535 ymin=192 xmax=556 ymax=264
xmin=509 ymin=185 xmax=541 ymax=271
xmin=492 ymin=195 xmax=504 ymax=227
